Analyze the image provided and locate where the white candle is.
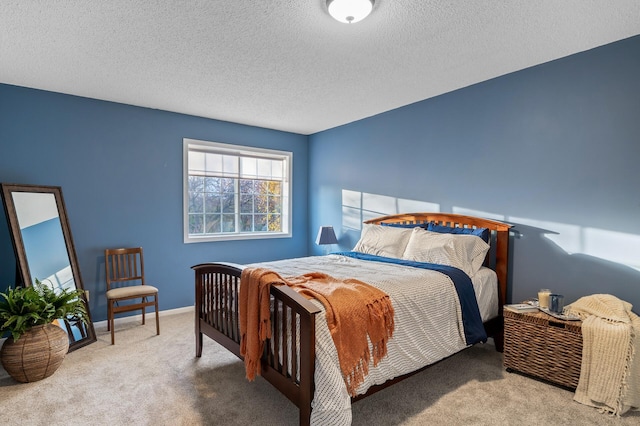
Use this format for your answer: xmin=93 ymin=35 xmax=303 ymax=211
xmin=538 ymin=289 xmax=551 ymax=310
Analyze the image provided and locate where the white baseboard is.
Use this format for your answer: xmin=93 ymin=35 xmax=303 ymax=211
xmin=0 ymin=306 xmax=195 ymax=344
xmin=93 ymin=305 xmax=194 ymax=330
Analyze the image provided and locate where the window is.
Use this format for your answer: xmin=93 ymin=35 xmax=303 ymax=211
xmin=183 ymin=138 xmax=292 ymax=243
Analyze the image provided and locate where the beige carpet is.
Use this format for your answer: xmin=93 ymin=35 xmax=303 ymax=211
xmin=1 ymin=310 xmax=638 ymax=426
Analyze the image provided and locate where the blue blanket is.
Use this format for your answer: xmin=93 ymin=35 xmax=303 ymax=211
xmin=333 ymin=251 xmax=487 ymax=345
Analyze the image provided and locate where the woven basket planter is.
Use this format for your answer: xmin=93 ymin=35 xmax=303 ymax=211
xmin=1 ymin=324 xmax=69 ymax=383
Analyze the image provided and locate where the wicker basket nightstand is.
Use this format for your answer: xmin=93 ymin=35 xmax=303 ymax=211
xmin=503 ymin=308 xmax=583 ymax=389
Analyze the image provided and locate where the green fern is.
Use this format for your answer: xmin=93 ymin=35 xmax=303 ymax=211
xmin=0 ymin=279 xmax=88 ymax=341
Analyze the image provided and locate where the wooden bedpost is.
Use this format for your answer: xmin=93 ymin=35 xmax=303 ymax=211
xmin=195 ymin=267 xmax=203 ymax=357
xmin=298 ymin=306 xmax=316 ymax=426
xmin=493 ymin=225 xmax=511 ymax=352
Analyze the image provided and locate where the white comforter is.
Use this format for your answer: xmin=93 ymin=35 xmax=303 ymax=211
xmin=254 ymin=254 xmax=492 ymax=425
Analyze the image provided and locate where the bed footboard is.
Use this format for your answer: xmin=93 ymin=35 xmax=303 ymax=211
xmin=193 ymin=262 xmax=321 ymax=426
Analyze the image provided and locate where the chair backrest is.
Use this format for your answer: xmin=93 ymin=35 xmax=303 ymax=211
xmin=105 ymin=247 xmax=146 ymax=291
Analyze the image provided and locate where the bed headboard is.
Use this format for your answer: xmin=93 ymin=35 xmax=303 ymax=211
xmin=364 ymin=212 xmax=512 ymax=309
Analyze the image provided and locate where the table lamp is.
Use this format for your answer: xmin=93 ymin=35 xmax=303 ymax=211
xmin=316 ymin=226 xmax=338 ymax=255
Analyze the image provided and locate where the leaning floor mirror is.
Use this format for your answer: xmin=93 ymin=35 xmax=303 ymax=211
xmin=1 ymin=183 xmax=96 ymax=351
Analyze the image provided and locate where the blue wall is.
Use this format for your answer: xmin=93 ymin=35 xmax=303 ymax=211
xmin=2 ymin=35 xmax=639 ymax=322
xmin=309 ymin=35 xmax=640 ymax=312
xmin=0 ymin=85 xmax=309 ymax=321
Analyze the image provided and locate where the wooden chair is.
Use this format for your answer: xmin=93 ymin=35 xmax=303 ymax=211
xmin=104 ymin=247 xmax=159 ymax=344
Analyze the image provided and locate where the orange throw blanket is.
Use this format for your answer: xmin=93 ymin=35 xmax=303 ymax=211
xmin=239 ymin=267 xmax=395 ymax=396
xmin=239 ymin=267 xmax=279 ymax=381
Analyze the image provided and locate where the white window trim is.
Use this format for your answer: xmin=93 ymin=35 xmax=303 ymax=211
xmin=183 ymin=138 xmax=292 ymax=243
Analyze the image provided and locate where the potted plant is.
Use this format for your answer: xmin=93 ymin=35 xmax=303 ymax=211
xmin=0 ymin=279 xmax=89 ymax=382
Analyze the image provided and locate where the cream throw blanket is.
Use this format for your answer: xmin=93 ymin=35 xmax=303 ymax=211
xmin=566 ymin=294 xmax=640 ymax=415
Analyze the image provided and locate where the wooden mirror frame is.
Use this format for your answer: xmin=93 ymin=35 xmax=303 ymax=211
xmin=1 ymin=183 xmax=96 ymax=351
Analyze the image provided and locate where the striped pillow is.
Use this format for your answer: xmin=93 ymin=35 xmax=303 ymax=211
xmin=402 ymin=228 xmax=489 ymax=277
xmin=353 ymin=223 xmax=414 ymax=259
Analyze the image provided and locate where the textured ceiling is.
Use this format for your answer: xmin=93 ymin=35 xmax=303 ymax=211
xmin=1 ymin=1 xmax=640 ymax=135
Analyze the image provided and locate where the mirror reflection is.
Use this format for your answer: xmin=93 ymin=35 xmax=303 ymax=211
xmin=1 ymin=184 xmax=96 ymax=350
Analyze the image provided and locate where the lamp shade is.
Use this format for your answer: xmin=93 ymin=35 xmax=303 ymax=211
xmin=327 ymin=0 xmax=374 ymax=24
xmin=316 ymin=226 xmax=338 ymax=245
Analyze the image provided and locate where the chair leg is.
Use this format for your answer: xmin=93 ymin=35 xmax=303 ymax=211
xmin=155 ymin=295 xmax=160 ymax=335
xmin=109 ymin=300 xmax=115 ymax=345
xmin=141 ymin=297 xmax=146 ymax=325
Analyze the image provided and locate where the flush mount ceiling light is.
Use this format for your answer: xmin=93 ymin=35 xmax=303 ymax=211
xmin=327 ymin=0 xmax=374 ymax=24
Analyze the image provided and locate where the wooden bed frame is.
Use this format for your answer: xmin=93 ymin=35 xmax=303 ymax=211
xmin=193 ymin=213 xmax=512 ymax=425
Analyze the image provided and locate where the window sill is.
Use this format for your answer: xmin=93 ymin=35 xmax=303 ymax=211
xmin=184 ymin=232 xmax=292 ymax=244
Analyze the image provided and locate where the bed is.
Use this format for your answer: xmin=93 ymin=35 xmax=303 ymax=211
xmin=193 ymin=213 xmax=512 ymax=425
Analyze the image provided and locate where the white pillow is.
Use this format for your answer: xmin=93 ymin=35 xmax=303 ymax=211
xmin=352 ymin=223 xmax=415 ymax=259
xmin=402 ymin=228 xmax=490 ymax=277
